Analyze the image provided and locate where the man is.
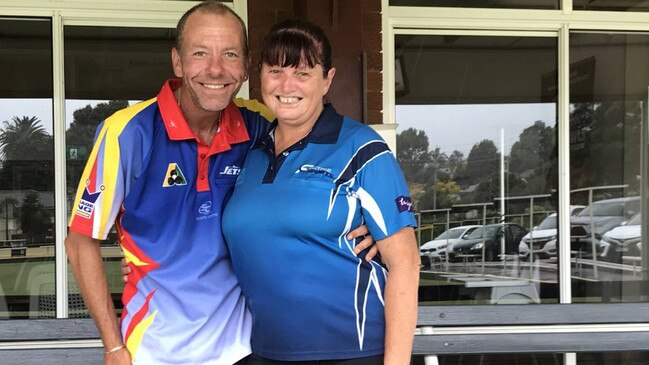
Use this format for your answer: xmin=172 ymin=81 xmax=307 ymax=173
xmin=65 ymin=2 xmax=372 ymax=364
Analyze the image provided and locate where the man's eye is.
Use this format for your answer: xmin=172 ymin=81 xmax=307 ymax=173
xmin=225 ymin=52 xmax=238 ymax=58
xmin=194 ymin=51 xmax=206 ymax=57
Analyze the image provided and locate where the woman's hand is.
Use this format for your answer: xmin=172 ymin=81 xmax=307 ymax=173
xmin=347 ymin=224 xmax=378 ymax=262
xmin=121 ymin=258 xmax=131 ymax=284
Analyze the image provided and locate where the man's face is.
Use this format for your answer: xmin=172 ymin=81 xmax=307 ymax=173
xmin=172 ymin=11 xmax=248 ymax=114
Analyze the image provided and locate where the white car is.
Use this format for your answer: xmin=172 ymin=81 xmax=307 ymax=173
xmin=519 ymin=206 xmax=586 ymax=259
xmin=420 ymin=225 xmax=481 ymax=262
xmin=600 ymin=213 xmax=641 ymax=262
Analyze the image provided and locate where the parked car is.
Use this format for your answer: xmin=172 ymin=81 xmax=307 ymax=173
xmin=518 ymin=205 xmax=586 ymax=259
xmin=570 ymin=196 xmax=640 ymax=258
xmin=448 ymin=223 xmax=528 ymax=262
xmin=419 ymin=225 xmax=481 ymax=262
xmin=600 ymin=213 xmax=642 ymax=262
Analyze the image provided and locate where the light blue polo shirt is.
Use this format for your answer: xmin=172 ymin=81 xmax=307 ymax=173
xmin=222 ymin=104 xmax=416 ymax=361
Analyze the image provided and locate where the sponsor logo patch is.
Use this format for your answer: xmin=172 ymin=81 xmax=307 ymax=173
xmin=295 ymin=164 xmax=334 ymax=178
xmin=76 ymin=181 xmax=104 ymax=219
xmin=196 ymin=200 xmax=219 ymax=221
xmin=395 ymin=196 xmax=414 ymax=213
xmin=198 ymin=201 xmax=212 ymax=215
xmin=162 ymin=163 xmax=187 ymax=187
xmin=219 ymin=165 xmax=241 ymax=176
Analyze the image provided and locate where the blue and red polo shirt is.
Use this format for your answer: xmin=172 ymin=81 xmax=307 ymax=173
xmin=222 ymin=104 xmax=416 ymax=361
xmin=69 ymin=79 xmax=272 ymax=365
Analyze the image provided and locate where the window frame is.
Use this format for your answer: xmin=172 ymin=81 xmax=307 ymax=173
xmin=383 ymin=1 xmax=649 ymax=363
xmin=0 ymin=0 xmax=247 ymax=323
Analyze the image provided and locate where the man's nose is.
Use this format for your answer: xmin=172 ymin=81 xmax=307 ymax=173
xmin=207 ymin=55 xmax=223 ymax=75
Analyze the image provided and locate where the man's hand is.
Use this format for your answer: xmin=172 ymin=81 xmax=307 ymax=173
xmin=347 ymin=224 xmax=378 ymax=262
xmin=121 ymin=258 xmax=131 ymax=284
xmin=104 ymin=346 xmax=132 ymax=364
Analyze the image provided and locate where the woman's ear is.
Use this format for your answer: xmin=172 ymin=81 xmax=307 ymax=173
xmin=323 ymin=67 xmax=336 ymax=95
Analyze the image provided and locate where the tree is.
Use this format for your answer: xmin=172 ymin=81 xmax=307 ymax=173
xmin=19 ymin=190 xmax=51 ymax=243
xmin=66 ymin=100 xmax=129 ymax=150
xmin=0 ymin=116 xmax=54 ymax=191
xmin=66 ymin=100 xmax=129 ymax=193
xmin=0 ymin=116 xmax=52 ymax=161
xmin=464 ymin=139 xmax=499 ymax=186
xmin=509 ymin=121 xmax=555 ymax=174
xmin=418 ymin=180 xmax=461 ymax=210
xmin=396 ymin=128 xmax=432 ymax=184
xmin=447 ymin=150 xmax=465 ymax=178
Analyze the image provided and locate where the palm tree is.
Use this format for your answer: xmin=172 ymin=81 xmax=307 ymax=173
xmin=0 ymin=116 xmax=51 ymax=161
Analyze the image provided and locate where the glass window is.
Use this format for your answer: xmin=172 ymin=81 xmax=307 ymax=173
xmin=578 ymin=352 xmax=649 ymax=364
xmin=573 ymin=0 xmax=649 ymax=12
xmin=65 ymin=25 xmax=175 ymax=316
xmin=395 ymin=34 xmax=559 ymax=305
xmin=569 ymin=32 xmax=649 ymax=304
xmin=389 ymin=0 xmax=558 ymax=9
xmin=413 ymin=353 xmax=563 ymax=364
xmin=0 ymin=17 xmax=54 ymax=319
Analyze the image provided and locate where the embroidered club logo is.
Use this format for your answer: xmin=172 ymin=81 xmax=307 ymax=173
xmin=162 ymin=163 xmax=187 ymax=187
xmin=395 ymin=196 xmax=414 ymax=213
xmin=76 ymin=181 xmax=104 ymax=219
xmin=296 ymin=164 xmax=334 ymax=178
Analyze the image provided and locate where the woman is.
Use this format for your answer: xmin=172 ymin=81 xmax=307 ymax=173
xmin=222 ymin=19 xmax=420 ymax=365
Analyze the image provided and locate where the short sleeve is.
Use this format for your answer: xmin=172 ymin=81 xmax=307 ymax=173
xmin=68 ymin=102 xmax=151 ymax=240
xmin=353 ymin=139 xmax=417 ymax=241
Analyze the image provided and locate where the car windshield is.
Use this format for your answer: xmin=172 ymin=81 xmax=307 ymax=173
xmin=435 ymin=228 xmax=466 ymax=240
xmin=577 ymin=199 xmax=639 ymax=218
xmin=628 ymin=214 xmax=642 ymax=225
xmin=537 ymin=216 xmax=557 ymax=230
xmin=466 ymin=225 xmax=500 ymax=239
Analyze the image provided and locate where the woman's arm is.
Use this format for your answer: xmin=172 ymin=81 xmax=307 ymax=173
xmin=376 ymin=226 xmax=420 ymax=365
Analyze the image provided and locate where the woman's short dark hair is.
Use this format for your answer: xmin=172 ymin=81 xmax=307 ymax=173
xmin=260 ymin=18 xmax=332 ymax=77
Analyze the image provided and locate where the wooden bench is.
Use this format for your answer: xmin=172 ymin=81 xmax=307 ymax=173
xmin=0 ymin=318 xmax=102 ymax=364
xmin=414 ymin=303 xmax=649 ymax=362
xmin=3 ymin=303 xmax=649 ymax=363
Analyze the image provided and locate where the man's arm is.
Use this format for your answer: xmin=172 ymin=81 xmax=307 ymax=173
xmin=375 ymin=226 xmax=420 ymax=365
xmin=65 ymin=231 xmax=131 ymax=364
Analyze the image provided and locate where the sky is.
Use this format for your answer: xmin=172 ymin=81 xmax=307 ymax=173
xmin=0 ymin=98 xmax=136 ymax=134
xmin=396 ymin=103 xmax=557 ymax=156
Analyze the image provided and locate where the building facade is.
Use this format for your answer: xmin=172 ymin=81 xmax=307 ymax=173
xmin=1 ymin=0 xmax=649 ymax=364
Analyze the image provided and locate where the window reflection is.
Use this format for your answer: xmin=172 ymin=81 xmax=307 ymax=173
xmin=412 ymin=353 xmax=563 ymax=365
xmin=395 ymin=34 xmax=558 ymax=305
xmin=64 ymin=26 xmax=175 ymax=316
xmin=578 ymin=352 xmax=649 ymax=364
xmin=0 ymin=18 xmax=54 ymax=318
xmin=569 ymin=33 xmax=649 ymax=303
xmin=573 ymin=0 xmax=649 ymax=12
xmin=389 ymin=0 xmax=558 ymax=9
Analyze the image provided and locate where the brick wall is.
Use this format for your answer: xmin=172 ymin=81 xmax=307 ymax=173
xmin=247 ymin=0 xmax=383 ymax=124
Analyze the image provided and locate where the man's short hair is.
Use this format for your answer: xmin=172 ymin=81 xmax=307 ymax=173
xmin=175 ymin=0 xmax=249 ymax=56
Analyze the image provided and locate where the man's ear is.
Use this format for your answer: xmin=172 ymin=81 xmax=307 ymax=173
xmin=171 ymin=47 xmax=182 ymax=77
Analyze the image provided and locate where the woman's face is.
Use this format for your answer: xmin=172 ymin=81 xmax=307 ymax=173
xmin=261 ymin=61 xmax=335 ymax=129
